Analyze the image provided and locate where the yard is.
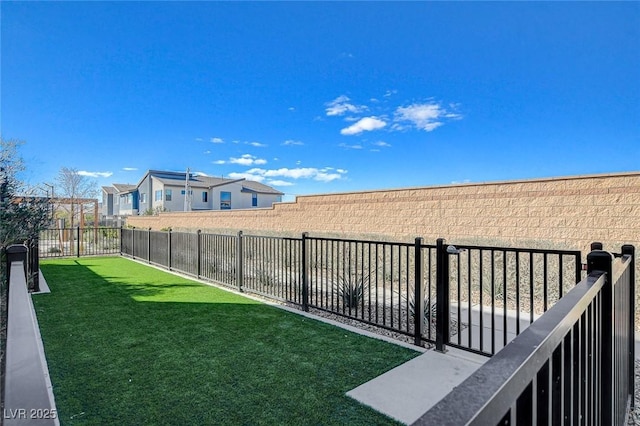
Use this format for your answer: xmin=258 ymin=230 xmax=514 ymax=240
xmin=33 ymin=257 xmax=419 ymax=425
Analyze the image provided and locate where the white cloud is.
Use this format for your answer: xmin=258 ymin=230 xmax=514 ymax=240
xmin=372 ymin=141 xmax=391 ymax=147
xmin=195 ymin=137 xmax=204 ymax=142
xmin=325 ymin=95 xmax=366 ymax=116
xmin=122 ymin=167 xmax=138 ymax=171
xmin=339 ymin=143 xmax=363 ymax=150
xmin=247 ymin=141 xmax=267 ymax=147
xmin=267 ymin=179 xmax=295 ymax=186
xmin=212 ymin=160 xmax=226 ymax=165
xmin=394 ymin=102 xmax=462 ymax=132
xmin=233 ymin=167 xmax=347 ymax=183
xmin=229 ymin=154 xmax=267 ymax=166
xmin=227 ymin=172 xmax=266 ymax=182
xmin=340 ymin=116 xmax=387 ymax=135
xmin=282 ymin=140 xmax=303 ymax=146
xmin=211 ymin=137 xmax=224 ymax=143
xmin=288 ymin=107 xmax=296 ymax=112
xmin=78 ymin=171 xmax=113 ymax=178
xmin=314 ymin=171 xmax=343 ymax=182
xmin=204 ymin=150 xmax=212 ymax=155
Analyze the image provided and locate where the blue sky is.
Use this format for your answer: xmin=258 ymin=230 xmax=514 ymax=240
xmin=2 ymin=1 xmax=639 ymax=201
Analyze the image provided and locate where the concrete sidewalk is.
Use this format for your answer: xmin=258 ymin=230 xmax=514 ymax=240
xmin=347 ymin=347 xmax=487 ymax=425
xmin=346 ymin=304 xmax=536 ymax=425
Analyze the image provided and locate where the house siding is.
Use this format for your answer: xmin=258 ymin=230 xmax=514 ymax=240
xmin=105 ymin=170 xmax=282 ymax=216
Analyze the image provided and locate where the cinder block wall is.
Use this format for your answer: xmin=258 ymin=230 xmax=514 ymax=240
xmin=126 ymin=172 xmax=640 ymax=254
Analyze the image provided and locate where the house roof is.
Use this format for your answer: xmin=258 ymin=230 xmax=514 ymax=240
xmin=101 ymin=186 xmax=116 ymax=194
xmin=151 ymin=176 xmax=215 ymax=189
xmin=240 ymin=180 xmax=284 ymax=195
xmin=112 ymin=183 xmax=136 ymax=194
xmin=146 ymin=171 xmax=283 ymax=195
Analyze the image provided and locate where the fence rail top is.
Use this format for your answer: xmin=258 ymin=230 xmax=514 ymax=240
xmin=612 ymin=252 xmax=633 ymax=283
xmin=307 ymin=235 xmax=418 ymax=247
xmin=445 ymin=243 xmax=582 ymax=256
xmin=413 ymin=269 xmax=608 ymax=426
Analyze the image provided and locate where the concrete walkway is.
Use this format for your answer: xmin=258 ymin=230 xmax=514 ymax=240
xmin=346 ymin=304 xmax=537 ymax=425
xmin=347 ymin=347 xmax=487 ymax=425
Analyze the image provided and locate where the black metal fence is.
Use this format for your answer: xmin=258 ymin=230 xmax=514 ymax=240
xmin=442 ymin=243 xmax=582 ymax=356
xmin=39 ymin=227 xmax=121 ymax=258
xmin=118 ymin=228 xmax=583 ymax=354
xmin=413 ymin=244 xmax=635 ymax=425
xmin=34 ymin=228 xmax=637 ymax=422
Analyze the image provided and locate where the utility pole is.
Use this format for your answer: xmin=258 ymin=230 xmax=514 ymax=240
xmin=184 ymin=168 xmax=192 ymax=212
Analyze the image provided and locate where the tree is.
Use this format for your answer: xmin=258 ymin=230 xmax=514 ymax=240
xmin=55 ymin=167 xmax=98 ymax=229
xmin=0 ymin=138 xmax=50 ymax=247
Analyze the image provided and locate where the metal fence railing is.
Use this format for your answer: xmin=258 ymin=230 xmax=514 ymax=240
xmin=307 ymin=236 xmax=428 ymax=342
xmin=30 ymin=228 xmax=638 ymax=423
xmin=39 ymin=227 xmax=121 ymax=259
xmin=441 ymin=242 xmax=582 ymax=356
xmin=243 ymin=234 xmax=302 ymax=303
xmin=117 ymin=228 xmax=586 ymax=353
xmin=413 ymin=244 xmax=635 ymax=425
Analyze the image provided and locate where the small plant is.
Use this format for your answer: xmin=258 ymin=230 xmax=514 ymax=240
xmin=408 ymin=293 xmax=437 ymax=325
xmin=336 ymin=272 xmax=370 ymax=309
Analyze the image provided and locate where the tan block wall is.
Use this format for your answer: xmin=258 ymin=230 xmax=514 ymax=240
xmin=126 ymin=172 xmax=640 ymax=255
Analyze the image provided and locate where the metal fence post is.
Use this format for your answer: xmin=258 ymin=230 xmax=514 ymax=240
xmin=6 ymin=244 xmax=28 ymax=285
xmin=414 ymin=237 xmax=424 ymax=347
xmin=119 ymin=226 xmax=123 ymax=255
xmin=197 ymin=230 xmax=202 ymax=279
xmin=76 ymin=226 xmax=80 ymax=258
xmin=147 ymin=228 xmax=152 ymax=264
xmin=435 ymin=238 xmax=449 ymax=352
xmin=30 ymin=238 xmax=40 ymax=292
xmin=302 ymin=232 xmax=309 ymax=312
xmin=167 ymin=228 xmax=172 ymax=270
xmin=574 ymin=250 xmax=583 ymax=285
xmin=587 ymin=246 xmax=613 ymax=425
xmin=236 ymin=231 xmax=243 ymax=292
xmin=622 ymin=244 xmax=636 ymax=408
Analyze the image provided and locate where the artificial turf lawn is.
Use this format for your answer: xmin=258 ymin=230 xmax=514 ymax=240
xmin=34 ymin=257 xmax=419 ymax=425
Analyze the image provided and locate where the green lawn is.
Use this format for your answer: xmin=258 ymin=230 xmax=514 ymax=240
xmin=34 ymin=257 xmax=419 ymax=425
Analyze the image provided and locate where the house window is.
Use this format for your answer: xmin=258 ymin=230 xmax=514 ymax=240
xmin=140 ymin=193 xmax=146 ymax=203
xmin=155 ymin=190 xmax=163 ymax=201
xmin=180 ymin=190 xmax=193 ymax=195
xmin=165 ymin=189 xmax=172 ymax=202
xmin=252 ymin=193 xmax=258 ymax=207
xmin=220 ymin=191 xmax=231 ymax=210
xmin=202 ymin=192 xmax=208 ymax=203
